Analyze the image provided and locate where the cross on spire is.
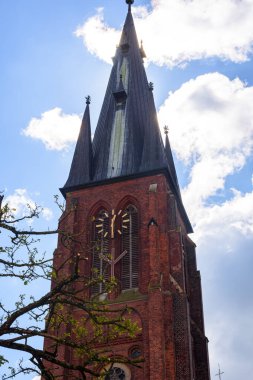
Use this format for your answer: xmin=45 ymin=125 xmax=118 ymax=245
xmin=215 ymin=364 xmax=224 ymax=380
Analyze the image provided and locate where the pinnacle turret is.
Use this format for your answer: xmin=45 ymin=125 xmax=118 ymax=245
xmin=64 ymin=98 xmax=93 ymax=188
xmin=164 ymin=126 xmax=181 ymax=197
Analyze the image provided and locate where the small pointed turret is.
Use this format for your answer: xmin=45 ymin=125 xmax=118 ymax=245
xmin=164 ymin=126 xmax=181 ymax=196
xmin=64 ymin=96 xmax=93 ymax=188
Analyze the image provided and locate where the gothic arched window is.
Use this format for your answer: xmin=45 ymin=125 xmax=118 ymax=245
xmin=121 ymin=205 xmax=139 ymax=290
xmin=91 ymin=209 xmax=110 ymax=294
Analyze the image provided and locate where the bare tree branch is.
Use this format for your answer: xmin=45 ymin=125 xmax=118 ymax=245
xmin=0 ymin=197 xmax=142 ymax=379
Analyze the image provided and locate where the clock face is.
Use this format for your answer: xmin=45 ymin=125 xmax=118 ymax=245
xmin=95 ymin=210 xmax=109 ymax=238
xmin=95 ymin=209 xmax=129 ymax=238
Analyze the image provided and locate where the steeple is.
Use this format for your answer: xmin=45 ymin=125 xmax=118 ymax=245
xmin=61 ymin=2 xmax=192 ymax=232
xmin=64 ymin=97 xmax=92 ymax=188
xmin=91 ymin=0 xmax=167 ymax=182
xmin=44 ymin=4 xmax=212 ymax=380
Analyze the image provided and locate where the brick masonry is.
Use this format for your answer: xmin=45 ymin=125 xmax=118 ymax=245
xmin=44 ymin=173 xmax=211 ymax=379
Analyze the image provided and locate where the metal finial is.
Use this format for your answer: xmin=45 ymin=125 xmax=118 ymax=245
xmin=85 ymin=95 xmax=91 ymax=105
xmin=148 ymin=82 xmax=154 ymax=91
xmin=126 ymin=0 xmax=134 ymax=11
xmin=164 ymin=126 xmax=169 ymax=136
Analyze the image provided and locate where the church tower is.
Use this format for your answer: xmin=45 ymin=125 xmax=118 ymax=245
xmin=45 ymin=1 xmax=210 ymax=379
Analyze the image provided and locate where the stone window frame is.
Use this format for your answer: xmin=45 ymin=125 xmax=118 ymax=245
xmin=120 ymin=204 xmax=139 ymax=291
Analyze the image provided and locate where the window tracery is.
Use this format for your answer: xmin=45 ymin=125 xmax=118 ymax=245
xmin=91 ymin=209 xmax=110 ymax=294
xmin=121 ymin=204 xmax=139 ymax=290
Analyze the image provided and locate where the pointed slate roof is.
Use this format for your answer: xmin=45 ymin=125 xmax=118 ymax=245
xmin=61 ymin=1 xmax=192 ymax=233
xmin=92 ymin=3 xmax=167 ymax=181
xmin=64 ymin=98 xmax=92 ymax=188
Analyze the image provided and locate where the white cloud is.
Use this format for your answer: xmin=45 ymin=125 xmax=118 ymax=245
xmin=22 ymin=108 xmax=81 ymax=151
xmin=158 ymin=73 xmax=253 ymax=211
xmin=75 ymin=0 xmax=253 ymax=67
xmin=158 ymin=72 xmax=253 ymax=379
xmin=193 ymin=189 xmax=253 ymax=245
xmin=75 ymin=7 xmax=120 ymax=65
xmin=32 ymin=377 xmax=41 ymax=380
xmin=192 ymin=188 xmax=253 ymax=379
xmin=159 ymin=73 xmax=253 ymax=379
xmin=5 ymin=189 xmax=53 ymax=221
xmin=207 ymin=304 xmax=253 ymax=379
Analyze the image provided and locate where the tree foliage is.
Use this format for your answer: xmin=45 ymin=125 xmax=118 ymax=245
xmin=0 ymin=195 xmax=141 ymax=379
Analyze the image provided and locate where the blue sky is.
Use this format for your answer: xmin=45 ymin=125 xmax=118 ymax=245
xmin=1 ymin=1 xmax=253 ymax=379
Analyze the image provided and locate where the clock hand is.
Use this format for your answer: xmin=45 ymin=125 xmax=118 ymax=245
xmin=111 ymin=214 xmax=116 ymax=238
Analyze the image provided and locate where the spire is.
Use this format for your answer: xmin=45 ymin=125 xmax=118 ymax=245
xmin=64 ymin=97 xmax=93 ymax=189
xmin=164 ymin=126 xmax=181 ymax=196
xmin=92 ymin=2 xmax=167 ymax=181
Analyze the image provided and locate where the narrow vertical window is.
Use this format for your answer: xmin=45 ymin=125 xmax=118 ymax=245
xmin=92 ymin=210 xmax=110 ymax=294
xmin=121 ymin=205 xmax=139 ymax=290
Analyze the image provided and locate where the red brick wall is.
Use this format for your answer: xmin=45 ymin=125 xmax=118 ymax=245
xmin=44 ymin=173 xmax=210 ymax=380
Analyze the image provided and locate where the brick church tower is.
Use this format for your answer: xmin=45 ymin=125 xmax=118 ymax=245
xmin=45 ymin=1 xmax=211 ymax=379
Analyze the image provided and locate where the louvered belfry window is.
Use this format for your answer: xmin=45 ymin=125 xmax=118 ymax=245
xmin=121 ymin=205 xmax=139 ymax=290
xmin=91 ymin=209 xmax=110 ymax=294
